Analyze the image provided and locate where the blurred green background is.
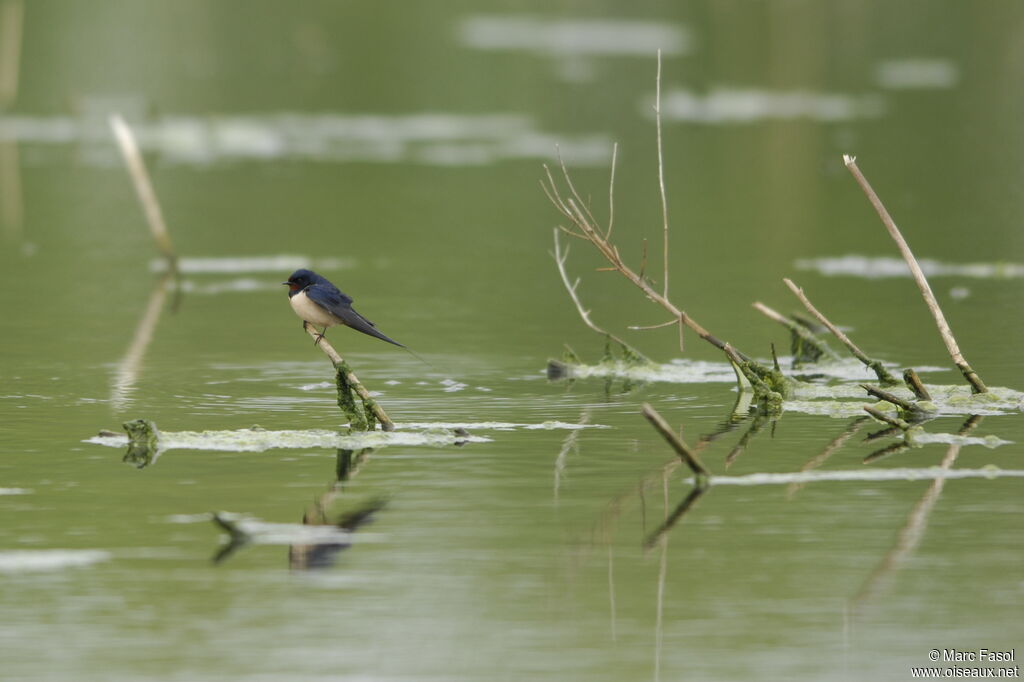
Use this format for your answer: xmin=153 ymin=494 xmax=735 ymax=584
xmin=1 ymin=2 xmax=1022 ymax=680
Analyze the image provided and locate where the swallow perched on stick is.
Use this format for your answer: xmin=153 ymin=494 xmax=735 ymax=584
xmin=282 ymin=268 xmax=404 ymax=348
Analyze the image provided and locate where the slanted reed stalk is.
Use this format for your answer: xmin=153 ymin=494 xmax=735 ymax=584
xmin=783 ymin=277 xmax=899 ymax=386
xmin=302 ymin=322 xmax=394 ymax=432
xmin=752 ymin=300 xmax=838 ymax=363
xmin=0 ymin=0 xmax=22 ymax=109
xmin=843 ymin=155 xmax=986 ymax=393
xmin=641 ymin=403 xmax=710 ymax=480
xmin=109 ymin=114 xmax=177 ymax=265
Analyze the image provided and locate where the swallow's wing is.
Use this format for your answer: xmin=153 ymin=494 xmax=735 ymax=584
xmin=304 ymin=282 xmax=353 ymax=316
xmin=305 ymin=283 xmax=405 ymax=348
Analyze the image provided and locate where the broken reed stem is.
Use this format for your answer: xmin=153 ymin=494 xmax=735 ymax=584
xmin=783 ymin=278 xmax=898 ymax=385
xmin=552 ymin=230 xmax=651 ymax=363
xmin=303 ymin=322 xmax=394 ymax=432
xmin=641 ymin=403 xmax=710 ymax=479
xmin=752 ymin=300 xmax=838 ymax=362
xmin=0 ymin=0 xmax=23 ymax=109
xmin=843 ymin=155 xmax=986 ymax=393
xmin=902 ymin=368 xmax=932 ymax=401
xmin=109 ymin=114 xmax=177 ymax=264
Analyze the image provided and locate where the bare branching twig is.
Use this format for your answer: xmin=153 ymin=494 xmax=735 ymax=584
xmin=552 ymin=230 xmax=651 ymax=363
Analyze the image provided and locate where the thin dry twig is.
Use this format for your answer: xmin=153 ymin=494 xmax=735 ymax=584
xmin=843 ymin=155 xmax=985 ymax=393
xmin=109 ymin=114 xmax=177 ymax=263
xmin=654 ymin=49 xmax=670 ymax=302
xmin=607 ymin=142 xmax=617 ymax=240
xmin=544 ymin=157 xmax=735 ymax=361
xmin=783 ymin=277 xmax=898 ymax=385
xmin=629 ymin=319 xmax=678 ymax=331
xmin=552 ymin=230 xmax=650 ymax=362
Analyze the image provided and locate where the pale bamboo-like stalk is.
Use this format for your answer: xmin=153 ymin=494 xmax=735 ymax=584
xmin=302 ymin=322 xmax=394 ymax=431
xmin=109 ymin=114 xmax=177 ymax=262
xmin=0 ymin=0 xmax=23 ymax=109
xmin=843 ymin=155 xmax=985 ymax=393
xmin=783 ymin=277 xmax=898 ymax=385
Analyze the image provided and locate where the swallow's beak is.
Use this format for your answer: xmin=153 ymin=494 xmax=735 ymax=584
xmin=281 ymin=281 xmax=291 ymax=286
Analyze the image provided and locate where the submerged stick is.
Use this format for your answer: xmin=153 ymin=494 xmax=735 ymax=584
xmin=641 ymin=403 xmax=710 ymax=479
xmin=303 ymin=322 xmax=394 ymax=432
xmin=843 ymin=155 xmax=986 ymax=393
xmin=783 ymin=278 xmax=898 ymax=385
xmin=863 ymin=405 xmax=910 ymax=431
xmin=109 ymin=114 xmax=177 ymax=264
xmin=860 ymin=383 xmax=931 ymax=421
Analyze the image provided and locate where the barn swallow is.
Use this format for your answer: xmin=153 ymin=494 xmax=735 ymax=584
xmin=282 ymin=269 xmax=404 ymax=348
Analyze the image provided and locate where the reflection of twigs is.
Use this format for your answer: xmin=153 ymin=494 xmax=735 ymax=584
xmin=552 ymin=230 xmax=650 ymax=363
xmin=0 ymin=138 xmax=21 ymax=241
xmin=854 ymin=416 xmax=981 ymax=608
xmin=643 ymin=483 xmax=708 ymax=550
xmin=786 ymin=417 xmax=868 ymax=499
xmin=554 ymin=410 xmax=590 ymax=502
xmin=109 ymin=114 xmax=178 ymax=265
xmin=782 ymin=278 xmax=898 ymax=385
xmin=0 ymin=0 xmax=23 ymax=109
xmin=210 ymin=513 xmax=250 ymax=565
xmin=843 ymin=156 xmax=986 ymax=393
xmin=111 ymin=272 xmax=172 ymax=410
xmin=303 ymin=322 xmax=394 ymax=431
xmin=724 ymin=412 xmax=771 ymax=469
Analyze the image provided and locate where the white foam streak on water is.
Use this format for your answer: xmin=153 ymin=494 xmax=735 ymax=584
xmin=0 ymin=112 xmax=612 ymax=167
xmin=0 ymin=550 xmax=111 ymax=573
xmin=150 ymin=255 xmax=355 ymax=274
xmin=875 ymin=59 xmax=959 ymax=90
xmin=659 ymin=87 xmax=885 ymax=123
xmin=795 ymin=255 xmax=1024 ymax=279
xmin=459 ymin=16 xmax=690 ymax=56
xmin=690 ymin=467 xmax=1024 ymax=487
xmin=84 ymin=427 xmax=492 ymax=453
